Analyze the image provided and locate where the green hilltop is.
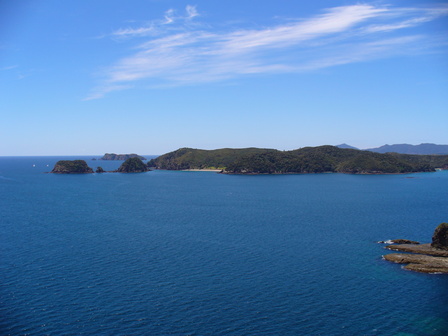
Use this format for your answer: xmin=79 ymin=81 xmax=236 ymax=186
xmin=147 ymin=147 xmax=275 ymax=170
xmin=117 ymin=157 xmax=149 ymax=173
xmin=148 ymin=146 xmax=448 ymax=174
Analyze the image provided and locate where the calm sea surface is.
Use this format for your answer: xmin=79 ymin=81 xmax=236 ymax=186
xmin=1 ymin=156 xmax=448 ymax=335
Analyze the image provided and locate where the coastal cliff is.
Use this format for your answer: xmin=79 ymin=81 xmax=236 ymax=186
xmin=51 ymin=160 xmax=94 ymax=174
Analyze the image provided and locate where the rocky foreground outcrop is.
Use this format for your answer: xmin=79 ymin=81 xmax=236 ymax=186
xmin=383 ymin=223 xmax=448 ymax=274
xmin=384 ymin=253 xmax=448 ymax=273
xmin=51 ymin=160 xmax=94 ymax=174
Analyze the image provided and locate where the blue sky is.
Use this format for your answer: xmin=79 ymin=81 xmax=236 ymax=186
xmin=1 ymin=0 xmax=447 ymax=155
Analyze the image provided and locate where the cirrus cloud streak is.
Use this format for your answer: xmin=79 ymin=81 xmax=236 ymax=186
xmin=86 ymin=4 xmax=448 ymax=100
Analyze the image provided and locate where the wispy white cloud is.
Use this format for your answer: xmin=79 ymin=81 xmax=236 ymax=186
xmin=0 ymin=65 xmax=38 ymax=80
xmin=1 ymin=65 xmax=18 ymax=71
xmin=84 ymin=84 xmax=133 ymax=101
xmin=186 ymin=5 xmax=199 ymax=20
xmin=87 ymin=4 xmax=448 ymax=99
xmin=212 ymin=5 xmax=387 ymax=56
xmin=298 ymin=35 xmax=425 ymax=71
xmin=110 ymin=5 xmax=200 ymax=38
xmin=363 ymin=5 xmax=448 ymax=33
xmin=112 ymin=25 xmax=156 ymax=38
xmin=164 ymin=9 xmax=175 ymax=24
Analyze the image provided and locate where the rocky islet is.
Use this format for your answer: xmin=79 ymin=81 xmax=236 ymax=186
xmin=51 ymin=160 xmax=94 ymax=174
xmin=50 ymin=158 xmax=149 ymax=174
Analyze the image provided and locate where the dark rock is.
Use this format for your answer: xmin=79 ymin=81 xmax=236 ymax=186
xmin=431 ymin=223 xmax=448 ymax=251
xmin=96 ymin=167 xmax=105 ymax=173
xmin=391 ymin=239 xmax=420 ymax=244
xmin=378 ymin=239 xmax=419 ymax=244
xmin=116 ymin=157 xmax=149 ymax=173
xmin=51 ymin=160 xmax=94 ymax=174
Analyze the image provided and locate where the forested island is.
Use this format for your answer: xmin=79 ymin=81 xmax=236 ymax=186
xmin=148 ymin=146 xmax=448 ymax=174
xmin=50 ymin=158 xmax=149 ymax=174
xmin=116 ymin=157 xmax=149 ymax=173
xmin=48 ymin=146 xmax=448 ymax=175
xmin=51 ymin=160 xmax=94 ymax=174
xmin=100 ymin=153 xmax=146 ymax=160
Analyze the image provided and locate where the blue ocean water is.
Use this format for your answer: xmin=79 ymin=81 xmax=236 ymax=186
xmin=1 ymin=156 xmax=448 ymax=336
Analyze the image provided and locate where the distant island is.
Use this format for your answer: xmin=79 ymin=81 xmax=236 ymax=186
xmin=148 ymin=146 xmax=448 ymax=174
xmin=51 ymin=160 xmax=94 ymax=174
xmin=49 ymin=146 xmax=448 ymax=175
xmin=50 ymin=158 xmax=149 ymax=174
xmin=337 ymin=143 xmax=448 ymax=155
xmin=116 ymin=157 xmax=149 ymax=173
xmin=367 ymin=143 xmax=448 ymax=155
xmin=100 ymin=153 xmax=146 ymax=160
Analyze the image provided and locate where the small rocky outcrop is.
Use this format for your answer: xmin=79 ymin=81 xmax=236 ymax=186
xmin=100 ymin=153 xmax=146 ymax=160
xmin=383 ymin=223 xmax=448 ymax=274
xmin=116 ymin=157 xmax=149 ymax=173
xmin=378 ymin=239 xmax=420 ymax=244
xmin=96 ymin=167 xmax=105 ymax=173
xmin=431 ymin=223 xmax=448 ymax=251
xmin=392 ymin=239 xmax=420 ymax=244
xmin=51 ymin=160 xmax=94 ymax=174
